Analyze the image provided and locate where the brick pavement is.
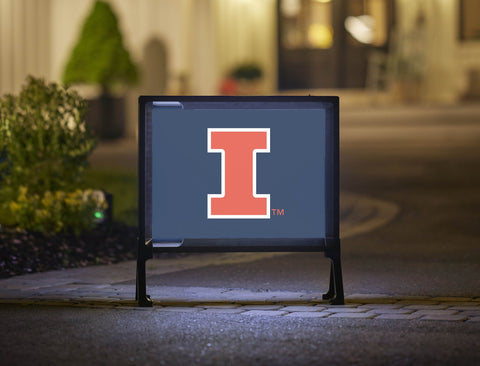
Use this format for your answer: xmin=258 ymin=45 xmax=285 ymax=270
xmin=1 ymin=291 xmax=478 ymax=322
xmin=1 ymin=254 xmax=478 ymax=322
xmin=1 ymin=257 xmax=478 ymax=322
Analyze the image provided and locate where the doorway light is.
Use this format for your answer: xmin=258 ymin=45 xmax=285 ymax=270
xmin=308 ymin=23 xmax=333 ymax=49
xmin=344 ymin=15 xmax=375 ymax=44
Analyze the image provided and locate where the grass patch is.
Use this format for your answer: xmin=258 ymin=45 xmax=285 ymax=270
xmin=82 ymin=168 xmax=137 ymax=226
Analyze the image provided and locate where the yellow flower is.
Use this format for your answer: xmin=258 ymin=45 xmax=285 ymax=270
xmin=9 ymin=201 xmax=19 ymax=212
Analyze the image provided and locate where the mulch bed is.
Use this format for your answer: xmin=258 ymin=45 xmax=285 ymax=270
xmin=0 ymin=222 xmax=138 ymax=278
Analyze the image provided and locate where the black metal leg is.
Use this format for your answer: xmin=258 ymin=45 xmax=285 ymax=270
xmin=322 ymin=262 xmax=335 ymax=300
xmin=323 ymin=239 xmax=345 ymax=305
xmin=136 ymin=258 xmax=153 ymax=307
xmin=330 ymin=255 xmax=344 ymax=305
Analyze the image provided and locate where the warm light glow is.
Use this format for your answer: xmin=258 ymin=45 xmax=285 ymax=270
xmin=281 ymin=0 xmax=301 ymax=17
xmin=308 ymin=23 xmax=333 ymax=49
xmin=344 ymin=15 xmax=375 ymax=44
xmin=314 ymin=0 xmax=331 ymax=3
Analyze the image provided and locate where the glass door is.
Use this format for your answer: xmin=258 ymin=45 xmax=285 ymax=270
xmin=278 ymin=0 xmax=393 ymax=89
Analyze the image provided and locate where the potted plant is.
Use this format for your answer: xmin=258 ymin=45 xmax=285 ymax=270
xmin=63 ymin=0 xmax=138 ymax=139
xmin=220 ymin=62 xmax=263 ymax=95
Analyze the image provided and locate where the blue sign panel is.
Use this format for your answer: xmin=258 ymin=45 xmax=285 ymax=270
xmin=151 ymin=109 xmax=327 ymax=240
xmin=136 ymin=96 xmax=344 ymax=306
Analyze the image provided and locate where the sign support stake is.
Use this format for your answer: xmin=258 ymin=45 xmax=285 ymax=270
xmin=136 ymin=258 xmax=152 ymax=307
xmin=323 ymin=257 xmax=344 ymax=305
xmin=323 ymin=239 xmax=344 ymax=304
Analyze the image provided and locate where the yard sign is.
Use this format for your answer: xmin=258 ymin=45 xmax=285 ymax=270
xmin=137 ymin=96 xmax=343 ymax=306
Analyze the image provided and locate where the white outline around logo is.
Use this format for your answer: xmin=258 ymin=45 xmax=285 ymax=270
xmin=207 ymin=128 xmax=271 ymax=219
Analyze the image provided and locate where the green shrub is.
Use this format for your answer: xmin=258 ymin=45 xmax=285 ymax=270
xmin=0 ymin=76 xmax=100 ymax=232
xmin=9 ymin=187 xmax=107 ymax=235
xmin=0 ymin=76 xmax=96 ymax=195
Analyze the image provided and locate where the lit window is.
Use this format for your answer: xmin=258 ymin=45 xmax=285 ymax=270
xmin=280 ymin=0 xmax=333 ymax=49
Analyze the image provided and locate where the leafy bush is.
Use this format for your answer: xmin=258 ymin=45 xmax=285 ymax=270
xmin=0 ymin=76 xmax=96 ymax=195
xmin=9 ymin=187 xmax=107 ymax=235
xmin=0 ymin=76 xmax=99 ymax=233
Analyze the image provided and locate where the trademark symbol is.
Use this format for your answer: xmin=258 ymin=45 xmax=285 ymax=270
xmin=271 ymin=208 xmax=285 ymax=216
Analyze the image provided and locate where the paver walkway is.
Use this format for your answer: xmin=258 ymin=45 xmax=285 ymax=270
xmin=1 ymin=282 xmax=478 ymax=322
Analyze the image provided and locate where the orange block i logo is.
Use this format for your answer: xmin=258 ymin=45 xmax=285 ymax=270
xmin=207 ymin=128 xmax=271 ymax=219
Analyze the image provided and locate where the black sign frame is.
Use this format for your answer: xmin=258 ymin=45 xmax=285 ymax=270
xmin=136 ymin=96 xmax=343 ymax=306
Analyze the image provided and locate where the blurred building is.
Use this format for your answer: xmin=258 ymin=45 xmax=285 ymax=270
xmin=1 ymin=0 xmax=479 ymax=137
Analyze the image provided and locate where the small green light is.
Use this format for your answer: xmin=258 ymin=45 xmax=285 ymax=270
xmin=94 ymin=211 xmax=104 ymax=219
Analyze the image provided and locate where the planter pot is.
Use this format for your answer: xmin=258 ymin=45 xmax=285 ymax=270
xmin=235 ymin=79 xmax=262 ymax=95
xmin=85 ymin=95 xmax=125 ymax=139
